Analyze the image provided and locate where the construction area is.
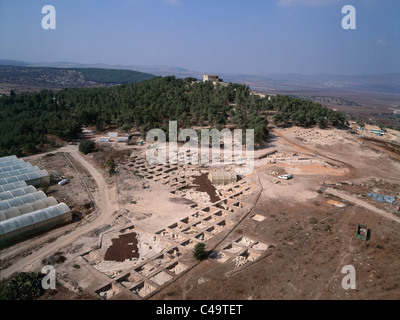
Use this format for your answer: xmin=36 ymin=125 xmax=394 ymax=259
xmin=0 ymin=122 xmax=400 ymax=300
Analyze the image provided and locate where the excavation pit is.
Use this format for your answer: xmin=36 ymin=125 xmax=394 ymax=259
xmin=206 ymin=226 xmax=219 ymax=235
xmin=96 ymin=283 xmax=121 ymax=300
xmin=231 ymin=201 xmax=241 ymax=208
xmin=240 ymin=249 xmax=260 ymax=262
xmin=192 ymin=221 xmax=210 ymax=230
xmin=150 ymin=271 xmax=173 ymax=286
xmin=217 ymin=220 xmax=227 ymax=227
xmin=135 ymin=263 xmax=157 ymax=277
xmin=213 ymin=210 xmax=229 ymax=219
xmin=251 ymin=242 xmax=269 ymax=251
xmin=180 ymin=216 xmax=198 ymax=224
xmin=168 ymin=222 xmax=187 ymax=231
xmin=209 ymin=251 xmax=230 ymax=263
xmin=170 ymin=232 xmax=188 ymax=242
xmin=117 ymin=273 xmax=142 ymax=289
xmin=166 ymin=261 xmax=188 ymax=275
xmin=131 ymin=281 xmax=157 ymax=298
xmin=235 ymin=236 xmax=255 ymax=247
xmin=181 ymin=227 xmax=199 ymax=236
xmin=192 ymin=211 xmax=207 ymax=219
xmin=195 ymin=232 xmax=213 ymax=241
xmin=223 ymin=243 xmax=243 ymax=254
xmin=151 ymin=254 xmax=175 ymax=267
xmin=156 ymin=229 xmax=172 ymax=239
xmin=180 ymin=239 xmax=198 ymax=250
xmin=167 ymin=247 xmax=184 ymax=259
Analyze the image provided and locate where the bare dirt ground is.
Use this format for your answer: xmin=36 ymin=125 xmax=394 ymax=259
xmin=1 ymin=123 xmax=399 ymax=300
xmin=151 ymin=125 xmax=400 ymax=300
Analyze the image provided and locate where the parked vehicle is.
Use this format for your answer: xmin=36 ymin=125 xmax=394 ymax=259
xmin=58 ymin=179 xmax=68 ymax=186
xmin=278 ymin=174 xmax=292 ymax=180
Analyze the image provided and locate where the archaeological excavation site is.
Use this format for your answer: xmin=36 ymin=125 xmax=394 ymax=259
xmin=69 ymin=147 xmax=265 ymax=300
xmin=1 ymin=121 xmax=400 ymax=301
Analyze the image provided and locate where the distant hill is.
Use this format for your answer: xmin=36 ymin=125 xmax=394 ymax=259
xmin=0 ymin=60 xmax=199 ymax=80
xmin=1 ymin=60 xmax=399 ymax=95
xmin=72 ymin=68 xmax=155 ymax=84
xmin=0 ymin=64 xmax=155 ymax=93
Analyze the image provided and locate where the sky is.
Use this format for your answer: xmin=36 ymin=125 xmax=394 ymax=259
xmin=0 ymin=0 xmax=399 ymax=75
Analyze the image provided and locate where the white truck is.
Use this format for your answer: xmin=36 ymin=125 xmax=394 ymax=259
xmin=278 ymin=174 xmax=292 ymax=180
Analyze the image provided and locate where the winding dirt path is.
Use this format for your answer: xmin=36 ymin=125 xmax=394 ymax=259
xmin=0 ymin=145 xmax=119 ymax=280
xmin=325 ymin=188 xmax=400 ymax=224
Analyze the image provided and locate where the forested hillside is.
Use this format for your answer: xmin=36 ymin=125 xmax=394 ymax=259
xmin=271 ymin=95 xmax=348 ymax=128
xmin=0 ymin=76 xmax=347 ymax=156
xmin=72 ymin=68 xmax=155 ymax=84
xmin=0 ymin=65 xmax=155 ymax=88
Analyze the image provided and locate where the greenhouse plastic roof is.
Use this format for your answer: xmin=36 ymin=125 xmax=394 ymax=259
xmin=0 ymin=162 xmax=32 ymax=173
xmin=0 ymin=203 xmax=71 ymax=235
xmin=0 ymin=156 xmax=49 ymax=186
xmin=0 ymin=159 xmax=26 ymax=168
xmin=0 ymin=169 xmax=49 ymax=185
xmin=0 ymin=165 xmax=40 ymax=179
xmin=0 ymin=185 xmax=37 ymax=201
xmin=0 ymin=156 xmax=72 ymax=238
xmin=0 ymin=191 xmax=47 ymax=211
xmin=0 ymin=181 xmax=28 ymax=193
xmin=0 ymin=197 xmax=59 ymax=221
xmin=0 ymin=155 xmax=18 ymax=163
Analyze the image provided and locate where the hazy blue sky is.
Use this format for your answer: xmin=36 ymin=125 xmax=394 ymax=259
xmin=0 ymin=0 xmax=399 ymax=75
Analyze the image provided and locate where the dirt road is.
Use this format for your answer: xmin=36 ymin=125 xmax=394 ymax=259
xmin=325 ymin=188 xmax=400 ymax=224
xmin=0 ymin=145 xmax=119 ymax=280
xmin=271 ymin=129 xmax=356 ymax=177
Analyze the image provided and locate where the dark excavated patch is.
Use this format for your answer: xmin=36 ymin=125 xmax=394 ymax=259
xmin=185 ymin=173 xmax=221 ymax=203
xmin=104 ymin=232 xmax=139 ymax=262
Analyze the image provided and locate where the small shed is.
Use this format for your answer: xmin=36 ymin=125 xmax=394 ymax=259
xmin=108 ymin=132 xmax=118 ymax=138
xmin=208 ymin=171 xmax=237 ymax=186
xmin=118 ymin=137 xmax=129 ymax=142
xmin=356 ymin=224 xmax=370 ymax=241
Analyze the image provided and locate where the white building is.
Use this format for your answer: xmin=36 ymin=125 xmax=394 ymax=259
xmin=203 ymin=74 xmax=220 ymax=82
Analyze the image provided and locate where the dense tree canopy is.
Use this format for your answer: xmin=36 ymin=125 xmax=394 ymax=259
xmin=73 ymin=68 xmax=154 ymax=84
xmin=0 ymin=272 xmax=44 ymax=300
xmin=270 ymin=95 xmax=347 ymax=128
xmin=0 ymin=76 xmax=347 ymax=156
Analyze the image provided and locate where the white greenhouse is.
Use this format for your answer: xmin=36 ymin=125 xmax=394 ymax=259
xmin=0 ymin=185 xmax=36 ymax=200
xmin=0 ymin=169 xmax=50 ymax=186
xmin=0 ymin=156 xmax=72 ymax=248
xmin=0 ymin=191 xmax=48 ymax=211
xmin=0 ymin=181 xmax=29 ymax=193
xmin=0 ymin=203 xmax=72 ymax=246
xmin=0 ymin=197 xmax=59 ymax=221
